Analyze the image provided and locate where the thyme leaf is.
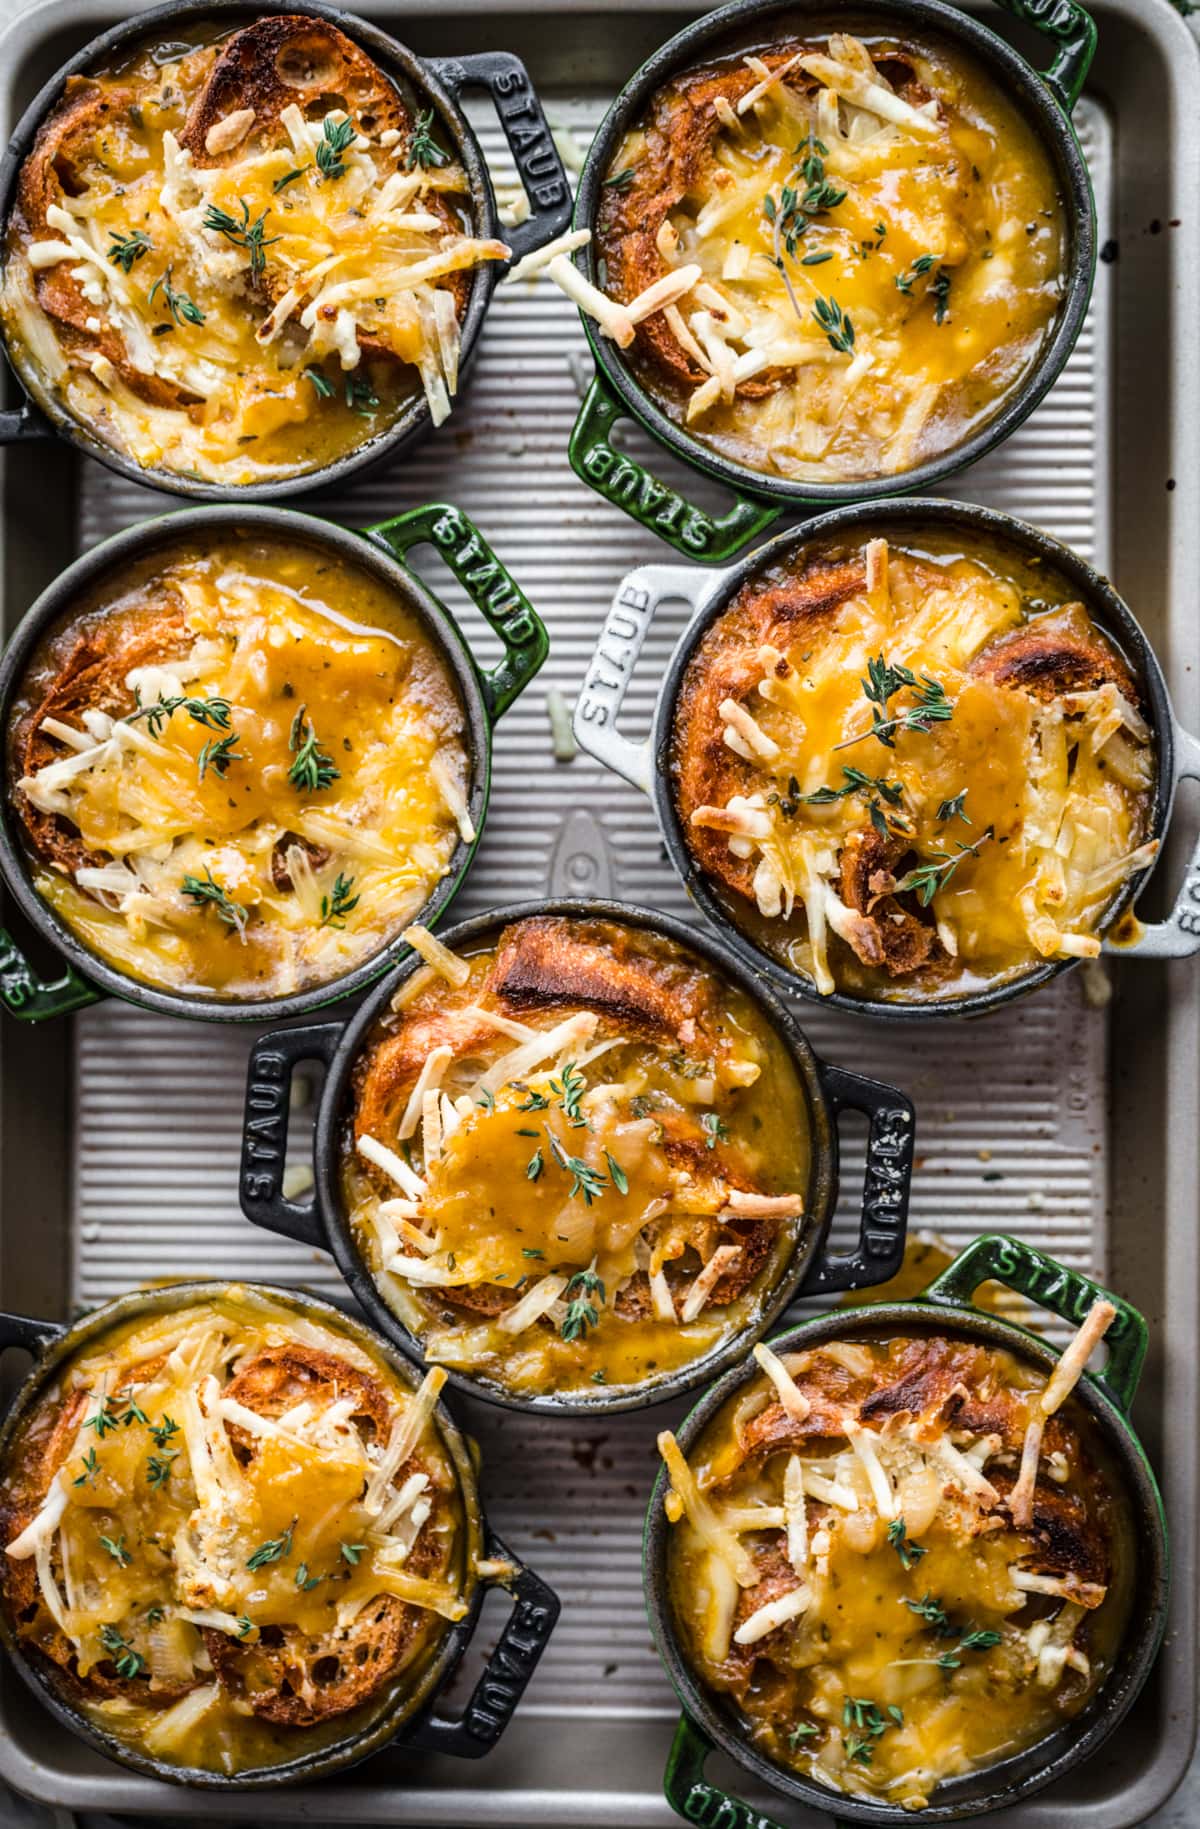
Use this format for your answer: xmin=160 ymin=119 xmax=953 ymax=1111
xmin=203 ymin=199 xmax=279 ymax=280
xmin=320 ymin=873 xmax=359 ymax=929
xmin=107 ymin=229 xmax=151 ymax=274
xmin=407 ymin=109 xmax=449 ymax=171
xmin=288 ymin=705 xmax=340 ymax=794
xmin=316 ymin=114 xmax=357 ymax=181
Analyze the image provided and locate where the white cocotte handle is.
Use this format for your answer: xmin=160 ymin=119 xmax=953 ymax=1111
xmin=572 ymin=564 xmax=725 ymax=794
xmin=1111 ymin=723 xmax=1200 ymax=959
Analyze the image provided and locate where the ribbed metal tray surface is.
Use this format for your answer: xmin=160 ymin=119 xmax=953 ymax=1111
xmin=74 ymin=82 xmax=1115 ymax=1771
xmin=0 ymin=0 xmax=1195 ymax=1818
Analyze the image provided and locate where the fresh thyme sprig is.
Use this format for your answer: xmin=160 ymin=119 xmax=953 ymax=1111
xmin=894 ymin=252 xmax=938 ymax=297
xmin=406 ymin=108 xmax=449 ymax=171
xmin=304 ymin=366 xmax=335 ymax=398
xmin=800 ymin=764 xmax=908 ymax=840
xmin=812 ymin=293 xmax=855 ymax=354
xmin=604 ymin=166 xmax=637 ymax=192
xmin=316 ymin=114 xmax=357 ymax=181
xmin=886 ymin=1516 xmax=926 ymax=1570
xmin=146 ymin=1451 xmax=177 ymax=1490
xmin=181 ymin=868 xmax=248 ymax=936
xmin=73 ymin=1448 xmax=100 ymax=1487
xmin=340 ymin=1542 xmax=366 ymax=1566
xmin=273 ymin=165 xmax=309 ymax=193
xmin=345 ymin=374 xmax=380 ymax=415
xmin=549 ymin=1061 xmax=587 ymax=1126
xmin=835 ymin=656 xmax=952 ymax=750
xmin=544 ymin=1125 xmax=608 ymax=1205
xmin=246 ymin=1519 xmax=296 ymax=1571
xmin=893 ymin=825 xmax=996 ymax=907
xmin=842 ymin=1696 xmax=902 ymax=1766
xmin=936 ymin=1626 xmax=1002 ymax=1669
xmin=561 ymin=1267 xmax=606 ymax=1343
xmin=99 ymin=1624 xmax=146 ymax=1680
xmin=320 ymin=873 xmax=359 ymax=929
xmin=902 ymin=1593 xmax=956 ymax=1636
xmin=149 ymin=1416 xmax=178 ymax=1450
xmin=99 ymin=1533 xmax=132 ymax=1567
xmin=128 ymin=693 xmax=231 ymax=739
xmin=203 ymin=198 xmax=279 ymax=281
xmin=85 ymin=1395 xmax=119 ymax=1438
xmin=149 ymin=267 xmax=206 ymax=327
xmin=936 ymin=790 xmax=970 ymax=824
xmin=930 ymin=267 xmax=952 ymax=324
xmin=108 ymin=228 xmax=152 ymax=274
xmin=197 ymin=732 xmax=245 ymax=781
xmin=288 ymin=705 xmax=340 ymax=795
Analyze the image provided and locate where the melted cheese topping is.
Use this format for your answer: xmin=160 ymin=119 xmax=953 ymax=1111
xmin=0 ymin=1293 xmax=467 ymax=1776
xmin=598 ymin=31 xmax=1067 ymax=482
xmin=2 ymin=33 xmax=508 ymax=484
xmin=11 ymin=537 xmax=468 ymax=1001
xmin=675 ymin=535 xmax=1156 ymax=1002
xmin=662 ymin=1331 xmax=1132 ymax=1810
xmin=343 ymin=928 xmax=811 ymax=1396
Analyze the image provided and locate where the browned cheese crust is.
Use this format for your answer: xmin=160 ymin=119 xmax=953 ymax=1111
xmin=9 ymin=15 xmax=467 ymax=410
xmin=350 ymin=916 xmax=777 ymax=1320
xmin=594 ymin=45 xmax=929 ymax=402
xmin=706 ymin=1336 xmax=1115 ymax=1711
xmin=672 ymin=562 xmax=1144 ymax=982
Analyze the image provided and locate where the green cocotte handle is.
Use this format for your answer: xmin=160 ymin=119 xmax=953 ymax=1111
xmin=992 ymin=0 xmax=1097 ymax=113
xmin=568 ymin=370 xmax=781 ymax=563
xmin=364 ymin=503 xmax=548 ymax=719
xmin=663 ymin=1715 xmax=787 ymax=1829
xmin=921 ymin=1233 xmax=1147 ymax=1413
xmin=0 ymin=924 xmax=101 ymax=1022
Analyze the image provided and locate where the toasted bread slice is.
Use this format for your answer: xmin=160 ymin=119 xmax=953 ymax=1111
xmin=206 ymin=1341 xmax=447 ymax=1727
xmin=178 ymin=15 xmax=471 ymax=330
xmin=12 ymin=78 xmax=197 ymax=410
xmin=970 ymin=618 xmax=1140 ymax=706
xmin=837 ymin=825 xmax=942 ymax=979
xmin=12 ymin=596 xmax=188 ymax=876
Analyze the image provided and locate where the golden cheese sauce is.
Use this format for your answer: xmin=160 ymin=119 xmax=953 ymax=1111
xmin=596 ymin=26 xmax=1068 ymax=482
xmin=342 ymin=918 xmax=811 ymax=1397
xmin=8 ymin=534 xmax=470 ymax=1001
xmin=0 ymin=1292 xmax=470 ymax=1776
xmin=672 ymin=530 xmax=1157 ymax=1002
xmin=661 ymin=1332 xmax=1133 ymax=1811
xmin=1 ymin=21 xmax=506 ymax=484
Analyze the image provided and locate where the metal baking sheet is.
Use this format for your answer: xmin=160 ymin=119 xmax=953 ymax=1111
xmin=0 ymin=0 xmax=1197 ymax=1822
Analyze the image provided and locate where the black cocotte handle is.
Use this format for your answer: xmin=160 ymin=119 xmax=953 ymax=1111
xmin=429 ymin=52 xmax=572 ymax=264
xmin=801 ymin=1065 xmax=915 ymax=1296
xmin=239 ymin=1024 xmax=342 ymax=1250
xmin=401 ymin=1530 xmax=560 ymax=1758
xmin=0 ymin=1311 xmax=65 ymax=1354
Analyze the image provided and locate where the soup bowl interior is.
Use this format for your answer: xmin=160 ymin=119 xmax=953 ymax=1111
xmin=309 ymin=897 xmax=850 ymax=1416
xmin=0 ymin=503 xmax=493 ymax=1022
xmin=643 ymin=1296 xmax=1168 ymax=1823
xmin=651 ymin=497 xmax=1173 ymax=1020
xmin=0 ymin=0 xmax=501 ymax=500
xmin=574 ymin=0 xmax=1097 ymax=506
xmin=0 ymin=1279 xmax=487 ymax=1788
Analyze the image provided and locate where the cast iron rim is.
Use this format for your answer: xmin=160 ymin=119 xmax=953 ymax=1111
xmin=0 ymin=0 xmax=500 ymax=501
xmin=642 ymin=1297 xmax=1170 ymax=1824
xmin=573 ymin=0 xmax=1097 ymax=507
xmin=309 ymin=895 xmax=848 ymax=1417
xmin=647 ymin=496 xmax=1175 ymax=1021
xmin=0 ymin=502 xmax=495 ymax=1022
xmin=0 ymin=1278 xmax=488 ymax=1789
